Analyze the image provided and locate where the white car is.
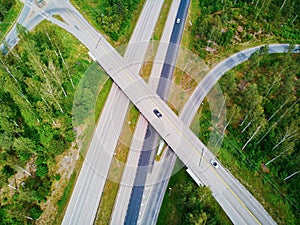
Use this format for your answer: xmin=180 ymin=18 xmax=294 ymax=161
xmin=210 ymin=159 xmax=219 ymax=168
xmin=176 ymin=18 xmax=181 ymax=24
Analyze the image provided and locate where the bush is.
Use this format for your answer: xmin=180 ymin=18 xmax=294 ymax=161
xmin=35 ymin=163 xmax=48 ymax=178
xmin=30 ymin=205 xmax=42 ymax=220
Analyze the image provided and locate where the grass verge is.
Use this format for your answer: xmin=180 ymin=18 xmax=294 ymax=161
xmin=56 ymin=172 xmax=76 ymax=220
xmin=94 ymin=78 xmax=113 ymax=120
xmin=52 ymin=76 xmax=113 ymax=223
xmin=152 ymin=0 xmax=173 ymax=41
xmin=116 ymin=0 xmax=146 ymax=47
xmin=52 ymin=14 xmax=65 ymax=23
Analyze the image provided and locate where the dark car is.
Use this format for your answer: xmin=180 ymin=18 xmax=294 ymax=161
xmin=153 ymin=109 xmax=162 ymax=118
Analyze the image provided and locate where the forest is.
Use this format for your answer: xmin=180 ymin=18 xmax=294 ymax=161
xmin=157 ymin=166 xmax=232 ymax=225
xmin=0 ymin=22 xmax=90 ymax=223
xmin=0 ymin=0 xmax=15 ymax=22
xmin=72 ymin=0 xmax=143 ymax=41
xmin=198 ymin=46 xmax=299 ymax=224
xmin=191 ymin=0 xmax=300 ymax=59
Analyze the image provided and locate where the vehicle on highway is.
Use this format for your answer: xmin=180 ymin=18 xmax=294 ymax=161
xmin=176 ymin=18 xmax=181 ymax=23
xmin=153 ymin=109 xmax=162 ymax=118
xmin=210 ymin=159 xmax=219 ymax=168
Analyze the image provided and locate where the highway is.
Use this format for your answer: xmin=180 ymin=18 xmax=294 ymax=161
xmin=47 ymin=2 xmax=274 ymax=221
xmin=156 ymin=0 xmax=190 ymax=100
xmin=52 ymin=0 xmax=165 ymax=224
xmin=2 ymin=1 xmax=295 ymax=224
xmin=110 ymin=1 xmax=183 ymax=223
xmin=124 ymin=1 xmax=190 ymax=224
xmin=90 ymin=28 xmax=277 ymax=224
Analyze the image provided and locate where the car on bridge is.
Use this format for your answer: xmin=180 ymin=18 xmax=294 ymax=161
xmin=153 ymin=109 xmax=162 ymax=118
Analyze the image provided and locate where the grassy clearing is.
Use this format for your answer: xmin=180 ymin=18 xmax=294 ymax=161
xmin=0 ymin=0 xmax=23 ymax=42
xmin=70 ymin=0 xmax=145 ymax=47
xmin=94 ymin=105 xmax=139 ymax=225
xmin=171 ymin=67 xmax=200 ymax=112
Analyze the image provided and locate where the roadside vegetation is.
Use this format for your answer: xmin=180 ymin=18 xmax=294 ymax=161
xmin=71 ymin=0 xmax=145 ymax=45
xmin=94 ymin=105 xmax=139 ymax=225
xmin=158 ymin=162 xmax=232 ymax=225
xmin=197 ymin=48 xmax=299 ymax=224
xmin=0 ymin=21 xmax=91 ymax=223
xmin=190 ymin=0 xmax=299 ymax=62
xmin=0 ymin=0 xmax=22 ymax=42
xmin=152 ymin=0 xmax=173 ymax=41
xmin=163 ymin=1 xmax=299 ymax=224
